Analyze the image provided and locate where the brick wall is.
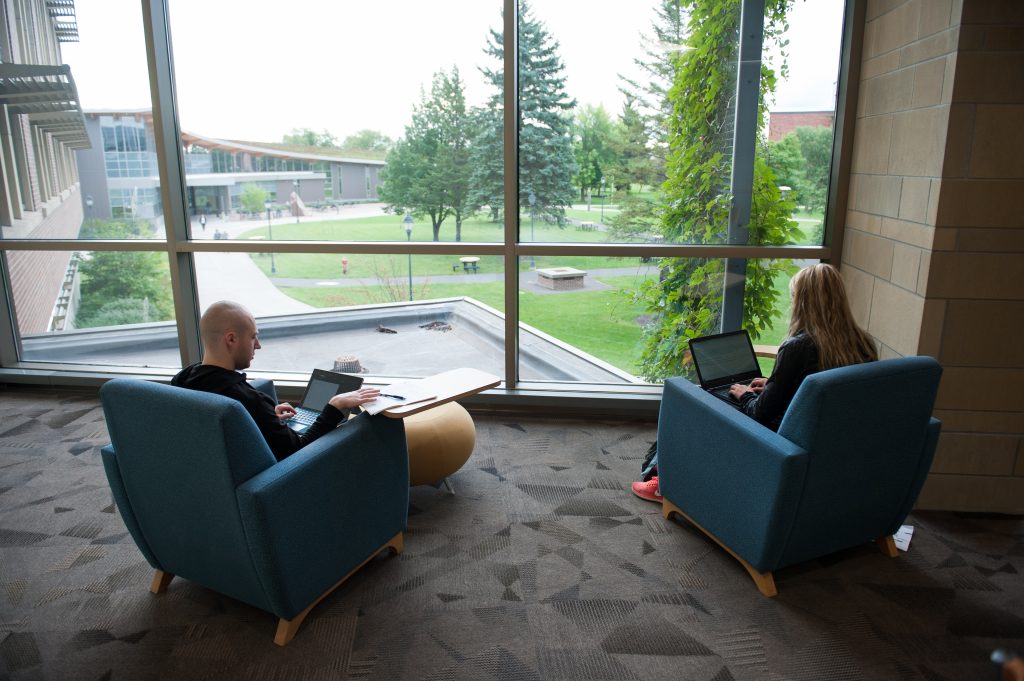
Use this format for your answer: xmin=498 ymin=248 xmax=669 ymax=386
xmin=767 ymin=111 xmax=835 ymax=142
xmin=843 ymin=0 xmax=1024 ymax=513
xmin=7 ymin=196 xmax=83 ymax=335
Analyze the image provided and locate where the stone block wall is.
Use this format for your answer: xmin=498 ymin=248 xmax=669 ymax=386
xmin=843 ymin=0 xmax=1024 ymax=512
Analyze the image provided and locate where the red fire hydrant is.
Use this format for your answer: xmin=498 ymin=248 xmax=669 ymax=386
xmin=341 ymin=257 xmax=349 ymax=275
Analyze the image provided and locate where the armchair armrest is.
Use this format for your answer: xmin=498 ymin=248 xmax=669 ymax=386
xmin=657 ymin=378 xmax=808 ymax=572
xmin=236 ymin=414 xmax=409 ymax=620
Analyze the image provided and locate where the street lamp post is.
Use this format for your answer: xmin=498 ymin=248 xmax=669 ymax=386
xmin=265 ymin=199 xmax=276 ymax=274
xmin=600 ymin=176 xmax=606 ymax=223
xmin=527 ymin=190 xmax=536 ymax=270
xmin=293 ymin=179 xmax=300 ymax=224
xmin=403 ymin=213 xmax=414 ymax=301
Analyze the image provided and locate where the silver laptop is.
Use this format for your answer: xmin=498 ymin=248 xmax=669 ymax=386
xmin=286 ymin=369 xmax=364 ymax=433
xmin=688 ymin=330 xmax=763 ymax=406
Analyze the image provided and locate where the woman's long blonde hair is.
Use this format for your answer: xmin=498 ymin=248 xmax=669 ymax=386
xmin=788 ymin=263 xmax=877 ymax=370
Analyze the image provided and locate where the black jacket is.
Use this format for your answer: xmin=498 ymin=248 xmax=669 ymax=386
xmin=738 ymin=333 xmax=820 ymax=432
xmin=171 ymin=363 xmax=345 ymax=461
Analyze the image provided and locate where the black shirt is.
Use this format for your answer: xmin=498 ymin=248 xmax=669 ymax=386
xmin=738 ymin=333 xmax=820 ymax=432
xmin=171 ymin=363 xmax=345 ymax=461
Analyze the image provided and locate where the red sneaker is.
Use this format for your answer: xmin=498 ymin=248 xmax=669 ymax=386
xmin=631 ymin=476 xmax=663 ymax=503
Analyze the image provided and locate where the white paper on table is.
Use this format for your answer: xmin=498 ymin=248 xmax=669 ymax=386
xmin=893 ymin=524 xmax=914 ymax=552
xmin=362 ymin=381 xmax=436 ymax=415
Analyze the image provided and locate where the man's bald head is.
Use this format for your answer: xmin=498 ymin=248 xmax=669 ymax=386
xmin=200 ymin=301 xmax=253 ymax=346
xmin=199 ymin=301 xmax=261 ymax=370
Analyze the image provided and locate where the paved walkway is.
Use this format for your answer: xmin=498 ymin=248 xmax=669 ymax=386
xmin=191 ymin=203 xmax=390 ymax=316
xmin=270 ymin=266 xmax=658 ymax=292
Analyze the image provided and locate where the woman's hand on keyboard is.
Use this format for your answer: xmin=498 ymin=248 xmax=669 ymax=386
xmin=275 ymin=403 xmax=297 ymax=420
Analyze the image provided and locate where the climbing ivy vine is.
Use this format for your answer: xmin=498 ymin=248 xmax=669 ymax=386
xmin=635 ymin=0 xmax=801 ymax=382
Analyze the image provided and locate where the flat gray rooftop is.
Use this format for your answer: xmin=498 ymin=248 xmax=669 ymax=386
xmin=21 ymin=298 xmax=641 ymax=384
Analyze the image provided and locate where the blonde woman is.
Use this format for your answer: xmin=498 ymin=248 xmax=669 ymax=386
xmin=632 ymin=263 xmax=878 ymax=502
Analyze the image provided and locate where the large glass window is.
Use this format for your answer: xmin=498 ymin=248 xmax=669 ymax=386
xmin=6 ymin=249 xmax=178 ymax=367
xmin=762 ymin=1 xmax=846 ymax=247
xmin=168 ymin=0 xmax=498 ymax=243
xmin=60 ymin=1 xmax=164 ymax=237
xmin=0 ymin=0 xmax=843 ymax=397
xmin=192 ymin=250 xmax=505 ymax=380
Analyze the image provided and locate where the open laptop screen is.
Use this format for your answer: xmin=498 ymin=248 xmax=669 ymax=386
xmin=299 ymin=370 xmax=364 ymax=410
xmin=688 ymin=330 xmax=762 ymax=389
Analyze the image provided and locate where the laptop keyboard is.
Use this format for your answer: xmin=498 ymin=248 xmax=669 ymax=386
xmin=710 ymin=379 xmax=754 ymax=399
xmin=291 ymin=408 xmax=318 ymax=426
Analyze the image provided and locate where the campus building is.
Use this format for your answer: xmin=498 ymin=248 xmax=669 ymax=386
xmin=76 ymin=109 xmax=385 ymax=221
xmin=767 ymin=110 xmax=836 ymax=141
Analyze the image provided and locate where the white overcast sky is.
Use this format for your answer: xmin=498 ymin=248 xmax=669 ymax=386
xmin=62 ymin=0 xmax=844 ymax=142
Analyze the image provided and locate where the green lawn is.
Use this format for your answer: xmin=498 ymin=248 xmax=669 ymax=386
xmin=239 ymin=213 xmax=620 ymax=245
xmin=250 ymin=212 xmax=805 ymax=378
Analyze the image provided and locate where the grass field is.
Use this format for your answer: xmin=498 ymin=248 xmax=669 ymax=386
xmin=249 ymin=210 xmax=813 ymax=377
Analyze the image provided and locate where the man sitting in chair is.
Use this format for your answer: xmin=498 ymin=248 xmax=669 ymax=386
xmin=172 ymin=300 xmax=380 ymax=460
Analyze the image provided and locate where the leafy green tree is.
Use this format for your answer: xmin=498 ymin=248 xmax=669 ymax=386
xmin=765 ymin=133 xmax=805 ymax=201
xmin=635 ymin=0 xmax=801 ymax=381
xmin=79 ymin=218 xmax=153 ymax=240
xmin=378 ymin=67 xmax=475 ymax=241
xmin=471 ymin=1 xmax=577 ymax=224
xmin=239 ymin=184 xmax=268 ymax=215
xmin=342 ymin=129 xmax=393 ymax=152
xmin=792 ymin=125 xmax=833 ymax=212
xmin=83 ymin=298 xmax=163 ymax=327
xmin=282 ymin=128 xmax=338 ymax=148
xmin=75 ymin=250 xmax=172 ymax=328
xmin=572 ymin=104 xmax=617 ymax=202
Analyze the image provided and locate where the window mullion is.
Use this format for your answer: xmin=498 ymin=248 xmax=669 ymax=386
xmin=722 ymin=0 xmax=766 ymax=332
xmin=502 ymin=0 xmax=519 ymax=390
xmin=141 ymin=0 xmax=201 ymax=365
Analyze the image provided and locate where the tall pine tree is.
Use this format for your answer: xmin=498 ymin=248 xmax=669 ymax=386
xmin=607 ymin=1 xmax=686 ymax=243
xmin=471 ymin=1 xmax=577 ymax=225
xmin=618 ymin=0 xmax=687 ymax=179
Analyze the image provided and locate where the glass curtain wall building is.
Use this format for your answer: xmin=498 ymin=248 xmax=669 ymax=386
xmin=0 ymin=0 xmax=847 ymax=406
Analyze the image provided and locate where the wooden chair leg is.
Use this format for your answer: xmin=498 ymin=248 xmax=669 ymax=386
xmin=149 ymin=570 xmax=174 ymax=594
xmin=876 ymin=535 xmax=899 ymax=558
xmin=273 ymin=532 xmax=403 ymax=646
xmin=662 ymin=498 xmax=778 ymax=597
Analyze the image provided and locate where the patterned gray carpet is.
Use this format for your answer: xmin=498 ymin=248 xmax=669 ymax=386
xmin=1 ymin=385 xmax=1022 ymax=680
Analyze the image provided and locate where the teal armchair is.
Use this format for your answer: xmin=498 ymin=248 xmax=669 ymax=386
xmin=658 ymin=356 xmax=942 ymax=596
xmin=99 ymin=378 xmax=409 ymax=645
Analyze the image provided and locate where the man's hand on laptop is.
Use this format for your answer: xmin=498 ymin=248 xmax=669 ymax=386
xmin=328 ymin=387 xmax=381 ymax=411
xmin=275 ymin=403 xmax=297 ymax=421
